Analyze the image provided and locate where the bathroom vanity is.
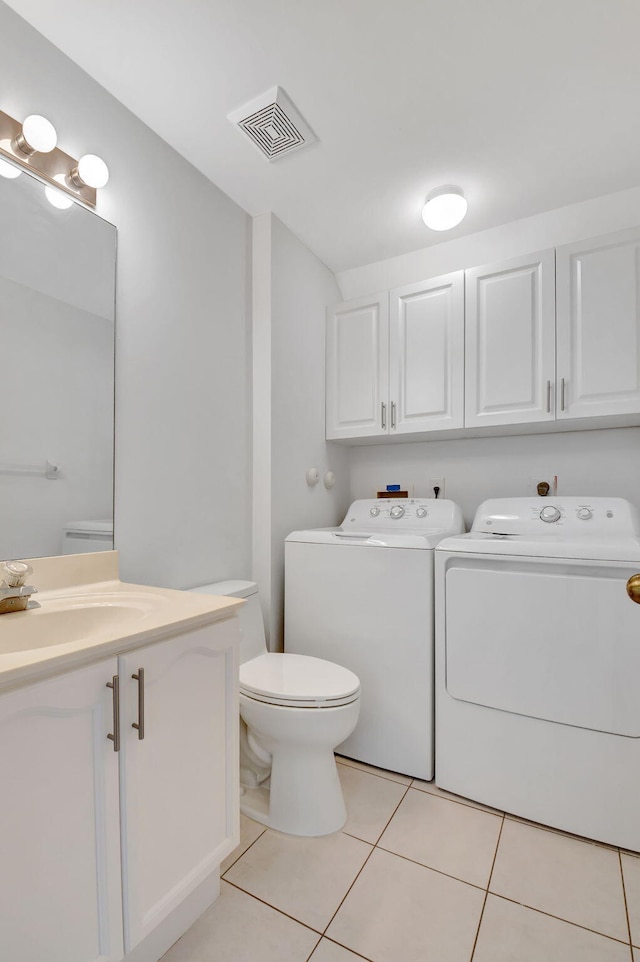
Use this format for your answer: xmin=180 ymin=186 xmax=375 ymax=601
xmin=0 ymin=551 xmax=241 ymax=962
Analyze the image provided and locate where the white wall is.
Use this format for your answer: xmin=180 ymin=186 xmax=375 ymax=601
xmin=336 ymin=184 xmax=640 ymax=299
xmin=253 ymin=214 xmax=350 ymax=648
xmin=0 ymin=2 xmax=252 ymax=587
xmin=348 ymin=427 xmax=640 ymax=530
xmin=338 ymin=187 xmax=640 ymax=526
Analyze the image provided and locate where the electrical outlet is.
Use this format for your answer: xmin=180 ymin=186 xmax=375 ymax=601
xmin=428 ymin=477 xmax=445 ymax=499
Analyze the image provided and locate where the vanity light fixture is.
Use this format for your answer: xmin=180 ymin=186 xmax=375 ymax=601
xmin=0 ymin=158 xmax=21 ymax=179
xmin=421 ymin=185 xmax=468 ymax=231
xmin=0 ymin=108 xmax=108 ymax=208
xmin=13 ymin=114 xmax=57 ymax=155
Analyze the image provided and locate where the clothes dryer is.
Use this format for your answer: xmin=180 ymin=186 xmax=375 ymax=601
xmin=285 ymin=497 xmax=464 ymax=780
xmin=436 ymin=496 xmax=640 ymax=848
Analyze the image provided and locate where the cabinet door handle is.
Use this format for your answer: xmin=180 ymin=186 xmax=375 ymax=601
xmin=381 ymin=402 xmax=386 ymax=429
xmin=560 ymin=377 xmax=566 ymax=411
xmin=391 ymin=401 xmax=396 ymax=429
xmin=132 ymin=668 xmax=145 ymax=740
xmin=546 ymin=380 xmax=551 ymax=413
xmin=106 ymin=675 xmax=120 ymax=752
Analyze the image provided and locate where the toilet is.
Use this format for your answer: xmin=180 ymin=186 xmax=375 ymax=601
xmin=189 ymin=580 xmax=360 ymax=836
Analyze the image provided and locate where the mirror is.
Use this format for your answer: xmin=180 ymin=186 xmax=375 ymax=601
xmin=0 ymin=165 xmax=116 ymax=560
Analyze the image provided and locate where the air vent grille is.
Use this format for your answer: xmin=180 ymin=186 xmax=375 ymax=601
xmin=229 ymin=87 xmax=317 ymax=162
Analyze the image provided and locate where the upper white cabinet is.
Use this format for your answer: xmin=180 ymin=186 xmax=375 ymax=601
xmin=389 ymin=273 xmax=464 ymax=434
xmin=326 ymin=274 xmax=464 ymax=440
xmin=326 ymin=293 xmax=389 ymax=439
xmin=556 ymin=227 xmax=640 ymax=420
xmin=120 ymin=621 xmax=239 ymax=952
xmin=465 ymin=250 xmax=556 ymax=427
xmin=0 ymin=659 xmax=124 ymax=962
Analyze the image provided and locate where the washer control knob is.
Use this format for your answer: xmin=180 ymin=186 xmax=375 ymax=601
xmin=577 ymin=508 xmax=593 ymax=521
xmin=390 ymin=505 xmax=405 ymax=519
xmin=370 ymin=507 xmax=380 ymax=517
xmin=416 ymin=507 xmax=428 ymax=518
xmin=540 ymin=505 xmax=561 ymax=523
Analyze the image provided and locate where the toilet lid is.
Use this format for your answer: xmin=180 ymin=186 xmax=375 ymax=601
xmin=239 ymin=653 xmax=360 ymax=708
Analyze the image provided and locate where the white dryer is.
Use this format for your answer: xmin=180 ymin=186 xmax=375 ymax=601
xmin=436 ymin=496 xmax=640 ymax=849
xmin=285 ymin=497 xmax=464 ymax=780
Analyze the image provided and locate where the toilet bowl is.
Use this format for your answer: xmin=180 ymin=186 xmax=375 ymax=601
xmin=189 ymin=580 xmax=360 ymax=836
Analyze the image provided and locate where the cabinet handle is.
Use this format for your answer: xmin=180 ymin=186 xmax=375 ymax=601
xmin=391 ymin=401 xmax=396 ymax=429
xmin=106 ymin=675 xmax=120 ymax=752
xmin=546 ymin=380 xmax=551 ymax=413
xmin=132 ymin=668 xmax=145 ymax=740
xmin=560 ymin=377 xmax=566 ymax=412
xmin=381 ymin=401 xmax=386 ymax=429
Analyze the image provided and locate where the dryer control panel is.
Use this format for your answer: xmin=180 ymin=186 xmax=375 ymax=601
xmin=344 ymin=498 xmax=462 ymax=531
xmin=471 ymin=497 xmax=640 ymax=538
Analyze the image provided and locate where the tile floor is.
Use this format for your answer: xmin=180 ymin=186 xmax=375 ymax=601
xmin=162 ymin=756 xmax=640 ymax=961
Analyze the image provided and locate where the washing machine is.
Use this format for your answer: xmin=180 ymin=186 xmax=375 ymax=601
xmin=284 ymin=497 xmax=464 ymax=780
xmin=436 ymin=496 xmax=640 ymax=849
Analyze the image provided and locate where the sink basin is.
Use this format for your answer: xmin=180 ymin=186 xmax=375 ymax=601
xmin=0 ymin=593 xmax=163 ymax=653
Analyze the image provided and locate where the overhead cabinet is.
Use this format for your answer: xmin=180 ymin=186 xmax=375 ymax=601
xmin=327 ymin=226 xmax=640 ymax=441
xmin=464 ymin=250 xmax=556 ymax=428
xmin=326 ymin=273 xmax=464 ymax=440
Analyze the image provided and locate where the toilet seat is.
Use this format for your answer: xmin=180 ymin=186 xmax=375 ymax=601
xmin=240 ymin=653 xmax=360 ymax=708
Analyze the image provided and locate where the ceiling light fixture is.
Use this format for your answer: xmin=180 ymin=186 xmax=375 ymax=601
xmin=0 ymin=108 xmax=109 ymax=208
xmin=13 ymin=114 xmax=57 ymax=155
xmin=422 ymin=185 xmax=468 ymax=231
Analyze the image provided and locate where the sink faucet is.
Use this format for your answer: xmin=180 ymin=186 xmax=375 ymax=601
xmin=0 ymin=561 xmax=40 ymax=614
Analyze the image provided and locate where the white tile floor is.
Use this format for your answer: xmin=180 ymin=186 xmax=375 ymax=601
xmin=162 ymin=756 xmax=640 ymax=962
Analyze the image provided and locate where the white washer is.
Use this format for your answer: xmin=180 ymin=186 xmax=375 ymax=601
xmin=436 ymin=496 xmax=640 ymax=849
xmin=285 ymin=497 xmax=464 ymax=780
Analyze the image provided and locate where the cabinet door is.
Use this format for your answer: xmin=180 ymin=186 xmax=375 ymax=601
xmin=389 ymin=272 xmax=464 ymax=434
xmin=325 ymin=293 xmax=389 ymax=439
xmin=0 ymin=660 xmax=123 ymax=962
xmin=465 ymin=250 xmax=556 ymax=427
xmin=120 ymin=619 xmax=239 ymax=952
xmin=556 ymin=228 xmax=640 ymax=419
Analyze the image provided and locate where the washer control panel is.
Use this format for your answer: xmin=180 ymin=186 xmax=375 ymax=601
xmin=345 ymin=498 xmax=462 ymax=530
xmin=472 ymin=497 xmax=638 ymax=539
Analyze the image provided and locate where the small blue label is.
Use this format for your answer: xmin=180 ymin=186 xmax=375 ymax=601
xmin=386 ymin=484 xmax=401 ymax=491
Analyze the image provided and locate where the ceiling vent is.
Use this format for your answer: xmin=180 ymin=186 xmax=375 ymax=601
xmin=229 ymin=87 xmax=317 ymax=162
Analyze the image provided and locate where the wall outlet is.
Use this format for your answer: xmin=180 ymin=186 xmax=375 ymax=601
xmin=428 ymin=477 xmax=445 ymax=499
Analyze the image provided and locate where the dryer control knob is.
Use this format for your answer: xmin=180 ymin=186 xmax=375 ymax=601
xmin=390 ymin=505 xmax=405 ymax=519
xmin=416 ymin=507 xmax=428 ymax=518
xmin=370 ymin=507 xmax=380 ymax=517
xmin=577 ymin=508 xmax=593 ymax=520
xmin=540 ymin=505 xmax=561 ymax=523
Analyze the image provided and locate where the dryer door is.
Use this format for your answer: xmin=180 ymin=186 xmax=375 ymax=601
xmin=444 ymin=556 xmax=640 ymax=736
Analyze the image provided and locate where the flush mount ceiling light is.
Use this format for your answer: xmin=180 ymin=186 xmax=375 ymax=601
xmin=422 ymin=185 xmax=468 ymax=231
xmin=0 ymin=108 xmax=109 ymax=208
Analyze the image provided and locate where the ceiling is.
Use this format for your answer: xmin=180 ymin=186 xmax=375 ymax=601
xmin=5 ymin=0 xmax=640 ymax=272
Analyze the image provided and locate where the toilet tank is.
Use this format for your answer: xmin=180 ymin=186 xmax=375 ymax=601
xmin=188 ymin=579 xmax=267 ymax=664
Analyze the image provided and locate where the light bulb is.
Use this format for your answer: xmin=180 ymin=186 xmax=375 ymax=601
xmin=15 ymin=115 xmax=58 ymax=155
xmin=45 ymin=175 xmax=74 ymax=210
xmin=70 ymin=154 xmax=109 ymax=189
xmin=421 ymin=186 xmax=468 ymax=231
xmin=0 ymin=158 xmax=21 ymax=179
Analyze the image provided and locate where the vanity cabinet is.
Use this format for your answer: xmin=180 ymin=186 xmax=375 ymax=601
xmin=464 ymin=250 xmax=556 ymax=428
xmin=0 ymin=659 xmax=124 ymax=962
xmin=556 ymin=227 xmax=640 ymax=420
xmin=119 ymin=621 xmax=239 ymax=952
xmin=0 ymin=618 xmax=239 ymax=962
xmin=325 ymin=273 xmax=464 ymax=440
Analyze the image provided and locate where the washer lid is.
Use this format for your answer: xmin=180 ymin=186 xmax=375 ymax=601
xmin=240 ymin=653 xmax=360 ymax=704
